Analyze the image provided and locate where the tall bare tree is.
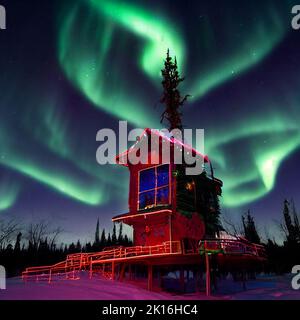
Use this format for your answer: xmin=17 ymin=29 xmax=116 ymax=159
xmin=0 ymin=219 xmax=20 ymax=249
xmin=26 ymin=221 xmax=62 ymax=250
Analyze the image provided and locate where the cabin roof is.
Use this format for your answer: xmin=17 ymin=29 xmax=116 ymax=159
xmin=116 ymin=128 xmax=210 ymax=167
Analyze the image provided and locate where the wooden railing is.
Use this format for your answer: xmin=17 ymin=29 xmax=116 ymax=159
xmin=89 ymin=241 xmax=182 ymax=264
xmin=198 ymin=239 xmax=266 ymax=257
xmin=22 ymin=242 xmax=182 ymax=283
xmin=22 ymin=239 xmax=265 ymax=283
xmin=22 ymin=253 xmax=91 ymax=282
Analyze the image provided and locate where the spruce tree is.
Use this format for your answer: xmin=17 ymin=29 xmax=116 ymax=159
xmin=14 ymin=232 xmax=22 ymax=252
xmin=100 ymin=228 xmax=106 ymax=247
xmin=112 ymin=224 xmax=117 ymax=245
xmin=291 ymin=198 xmax=300 ymax=242
xmin=118 ymin=223 xmax=123 ymax=245
xmin=160 ymin=49 xmax=189 ymax=131
xmin=107 ymin=233 xmax=112 ymax=247
xmin=76 ymin=240 xmax=82 ymax=252
xmin=204 ymin=193 xmax=222 ymax=237
xmin=283 ymin=199 xmax=298 ymax=243
xmin=95 ymin=218 xmax=100 ymax=244
xmin=242 ymin=210 xmax=260 ymax=244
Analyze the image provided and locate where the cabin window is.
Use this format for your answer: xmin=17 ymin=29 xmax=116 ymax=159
xmin=138 ymin=164 xmax=170 ymax=210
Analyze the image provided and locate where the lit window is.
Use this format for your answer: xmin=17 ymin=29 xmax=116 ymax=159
xmin=138 ymin=164 xmax=170 ymax=210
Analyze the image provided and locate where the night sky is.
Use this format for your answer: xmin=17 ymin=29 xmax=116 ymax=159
xmin=0 ymin=0 xmax=299 ymax=244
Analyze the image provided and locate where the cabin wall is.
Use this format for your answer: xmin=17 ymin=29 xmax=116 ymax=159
xmin=129 ymin=166 xmax=138 ymax=213
xmin=128 ymin=211 xmax=205 ymax=247
xmin=128 ymin=163 xmax=206 ymax=246
xmin=132 ymin=215 xmax=170 ymax=246
xmin=128 ymin=164 xmax=150 ymax=213
xmin=171 ymin=212 xmax=205 ymax=242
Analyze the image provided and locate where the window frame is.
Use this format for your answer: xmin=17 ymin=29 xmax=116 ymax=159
xmin=137 ymin=164 xmax=171 ymax=211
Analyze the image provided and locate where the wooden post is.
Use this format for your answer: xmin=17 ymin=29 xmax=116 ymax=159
xmin=111 ymin=261 xmax=115 ymax=280
xmin=48 ymin=270 xmax=52 ymax=284
xmin=170 ymin=163 xmax=177 ymax=254
xmin=89 ymin=262 xmax=93 ymax=279
xmin=205 ymin=253 xmax=211 ymax=297
xmin=148 ymin=264 xmax=153 ymax=291
xmin=120 ymin=263 xmax=126 ymax=281
xmin=169 ymin=214 xmax=172 ymax=253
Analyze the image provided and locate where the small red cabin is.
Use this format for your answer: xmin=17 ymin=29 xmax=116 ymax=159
xmin=22 ymin=128 xmax=266 ymax=292
xmin=112 ymin=128 xmax=223 ymax=251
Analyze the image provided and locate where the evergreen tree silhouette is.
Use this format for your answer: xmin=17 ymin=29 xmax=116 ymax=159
xmin=76 ymin=240 xmax=82 ymax=252
xmin=283 ymin=199 xmax=298 ymax=243
xmin=291 ymin=198 xmax=300 ymax=242
xmin=100 ymin=228 xmax=106 ymax=247
xmin=112 ymin=224 xmax=117 ymax=244
xmin=107 ymin=233 xmax=112 ymax=247
xmin=160 ymin=49 xmax=189 ymax=131
xmin=242 ymin=210 xmax=260 ymax=244
xmin=95 ymin=218 xmax=100 ymax=244
xmin=14 ymin=232 xmax=22 ymax=252
xmin=118 ymin=223 xmax=123 ymax=244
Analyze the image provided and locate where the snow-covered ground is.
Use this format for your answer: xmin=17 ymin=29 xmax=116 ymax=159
xmin=1 ymin=273 xmax=299 ymax=300
xmin=214 ymin=274 xmax=300 ymax=300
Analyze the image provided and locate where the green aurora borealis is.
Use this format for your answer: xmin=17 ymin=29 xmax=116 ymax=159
xmin=0 ymin=0 xmax=300 ymax=241
xmin=58 ymin=0 xmax=299 ymax=207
